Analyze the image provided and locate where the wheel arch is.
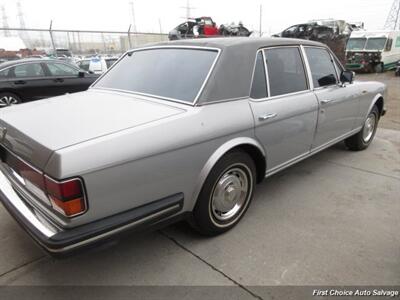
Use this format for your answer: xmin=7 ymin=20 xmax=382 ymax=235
xmin=0 ymin=89 xmax=23 ymax=101
xmin=367 ymin=93 xmax=384 ymax=119
xmin=191 ymin=137 xmax=266 ymax=209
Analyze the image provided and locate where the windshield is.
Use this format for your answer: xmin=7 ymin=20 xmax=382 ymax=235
xmin=94 ymin=48 xmax=218 ymax=103
xmin=365 ymin=37 xmax=387 ymax=50
xmin=346 ymin=38 xmax=366 ymax=50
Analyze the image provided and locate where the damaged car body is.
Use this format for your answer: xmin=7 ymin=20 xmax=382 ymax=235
xmin=345 ymin=30 xmax=400 ymax=73
xmin=168 ymin=17 xmax=251 ymax=40
xmin=0 ymin=38 xmax=387 ymax=256
xmin=273 ymin=19 xmax=359 ymax=64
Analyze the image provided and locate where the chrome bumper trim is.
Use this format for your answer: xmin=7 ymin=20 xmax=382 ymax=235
xmin=0 ymin=168 xmax=57 ymax=238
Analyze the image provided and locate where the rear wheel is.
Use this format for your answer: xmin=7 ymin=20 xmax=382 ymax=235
xmin=0 ymin=92 xmax=21 ymax=107
xmin=345 ymin=105 xmax=379 ymax=151
xmin=192 ymin=150 xmax=256 ymax=236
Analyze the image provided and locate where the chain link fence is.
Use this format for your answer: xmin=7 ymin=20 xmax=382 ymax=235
xmin=0 ymin=27 xmax=168 ymax=59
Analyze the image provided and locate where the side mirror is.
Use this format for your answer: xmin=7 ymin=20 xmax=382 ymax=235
xmin=78 ymin=71 xmax=85 ymax=78
xmin=340 ymin=70 xmax=354 ymax=84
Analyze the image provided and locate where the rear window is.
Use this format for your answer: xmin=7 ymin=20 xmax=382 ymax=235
xmin=94 ymin=48 xmax=218 ymax=103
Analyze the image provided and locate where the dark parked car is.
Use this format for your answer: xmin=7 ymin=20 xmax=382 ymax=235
xmin=395 ymin=60 xmax=400 ymax=76
xmin=0 ymin=59 xmax=99 ymax=107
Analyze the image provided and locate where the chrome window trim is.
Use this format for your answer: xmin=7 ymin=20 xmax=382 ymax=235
xmin=91 ymin=45 xmax=222 ymax=107
xmin=249 ymin=45 xmax=311 ymax=102
xmin=195 ymin=96 xmax=248 ymax=106
xmin=91 ymin=87 xmax=199 ymax=106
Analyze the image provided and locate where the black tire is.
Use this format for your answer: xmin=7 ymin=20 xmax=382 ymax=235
xmin=0 ymin=92 xmax=21 ymax=108
xmin=374 ymin=63 xmax=383 ymax=73
xmin=345 ymin=105 xmax=379 ymax=151
xmin=191 ymin=150 xmax=256 ymax=236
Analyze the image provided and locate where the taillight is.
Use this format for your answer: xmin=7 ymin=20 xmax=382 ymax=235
xmin=6 ymin=152 xmax=87 ymax=217
xmin=44 ymin=176 xmax=87 ymax=217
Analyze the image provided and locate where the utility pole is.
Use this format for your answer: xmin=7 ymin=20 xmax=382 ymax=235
xmin=1 ymin=5 xmax=10 ymax=37
xmin=259 ymin=4 xmax=262 ymax=37
xmin=181 ymin=0 xmax=195 ymax=20
xmin=16 ymin=1 xmax=30 ymax=47
xmin=49 ymin=20 xmax=57 ymax=57
xmin=158 ymin=18 xmax=162 ymax=34
xmin=129 ymin=1 xmax=137 ymax=33
xmin=16 ymin=1 xmax=26 ymax=29
xmin=384 ymin=0 xmax=400 ymax=30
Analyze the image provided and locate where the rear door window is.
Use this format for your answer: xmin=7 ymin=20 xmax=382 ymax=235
xmin=250 ymin=51 xmax=268 ymax=99
xmin=305 ymin=47 xmax=338 ymax=88
xmin=13 ymin=63 xmax=45 ymax=78
xmin=0 ymin=68 xmax=10 ymax=79
xmin=264 ymin=47 xmax=308 ymax=97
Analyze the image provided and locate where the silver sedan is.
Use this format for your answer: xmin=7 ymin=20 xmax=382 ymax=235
xmin=0 ymin=38 xmax=387 ymax=255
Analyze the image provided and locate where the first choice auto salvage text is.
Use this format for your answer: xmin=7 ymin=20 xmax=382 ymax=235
xmin=313 ymin=289 xmax=399 ymax=297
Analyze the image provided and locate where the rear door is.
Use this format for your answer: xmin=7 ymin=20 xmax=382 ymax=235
xmin=6 ymin=62 xmax=52 ymax=101
xmin=304 ymin=47 xmax=360 ymax=149
xmin=43 ymin=62 xmax=95 ymax=96
xmin=249 ymin=46 xmax=319 ymax=173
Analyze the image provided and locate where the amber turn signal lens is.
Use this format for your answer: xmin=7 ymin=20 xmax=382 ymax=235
xmin=50 ymin=197 xmax=86 ymax=217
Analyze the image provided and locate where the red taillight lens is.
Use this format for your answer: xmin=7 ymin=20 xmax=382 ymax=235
xmin=7 ymin=154 xmax=45 ymax=190
xmin=44 ymin=177 xmax=86 ymax=217
xmin=45 ymin=178 xmax=83 ymax=200
xmin=6 ymin=151 xmax=86 ymax=217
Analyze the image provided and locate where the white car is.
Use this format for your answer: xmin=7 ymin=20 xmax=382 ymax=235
xmin=76 ymin=57 xmax=118 ymax=74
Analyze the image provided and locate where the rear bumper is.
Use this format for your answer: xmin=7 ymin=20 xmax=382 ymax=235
xmin=0 ymin=169 xmax=184 ymax=256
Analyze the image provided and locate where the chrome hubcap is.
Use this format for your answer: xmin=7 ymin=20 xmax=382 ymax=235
xmin=362 ymin=114 xmax=376 ymax=142
xmin=211 ymin=167 xmax=249 ymax=221
xmin=0 ymin=96 xmax=18 ymax=107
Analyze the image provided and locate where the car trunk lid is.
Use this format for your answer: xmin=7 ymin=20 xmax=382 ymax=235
xmin=0 ymin=90 xmax=186 ymax=170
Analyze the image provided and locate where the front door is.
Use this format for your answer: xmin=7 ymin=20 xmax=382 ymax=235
xmin=43 ymin=62 xmax=93 ymax=96
xmin=303 ymin=47 xmax=360 ymax=149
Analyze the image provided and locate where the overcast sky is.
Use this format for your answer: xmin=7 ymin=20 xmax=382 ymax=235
xmin=0 ymin=0 xmax=394 ymax=34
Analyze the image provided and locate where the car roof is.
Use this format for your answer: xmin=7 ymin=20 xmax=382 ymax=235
xmin=142 ymin=37 xmax=327 ymax=104
xmin=152 ymin=37 xmax=324 ymax=50
xmin=0 ymin=58 xmax=44 ymax=69
xmin=0 ymin=58 xmax=74 ymax=70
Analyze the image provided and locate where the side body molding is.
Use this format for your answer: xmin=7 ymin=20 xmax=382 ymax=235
xmin=190 ymin=137 xmax=266 ymax=209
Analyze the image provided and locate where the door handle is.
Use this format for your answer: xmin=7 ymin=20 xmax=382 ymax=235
xmin=258 ymin=113 xmax=277 ymax=121
xmin=14 ymin=80 xmax=26 ymax=85
xmin=54 ymin=78 xmax=64 ymax=83
xmin=320 ymin=99 xmax=334 ymax=104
